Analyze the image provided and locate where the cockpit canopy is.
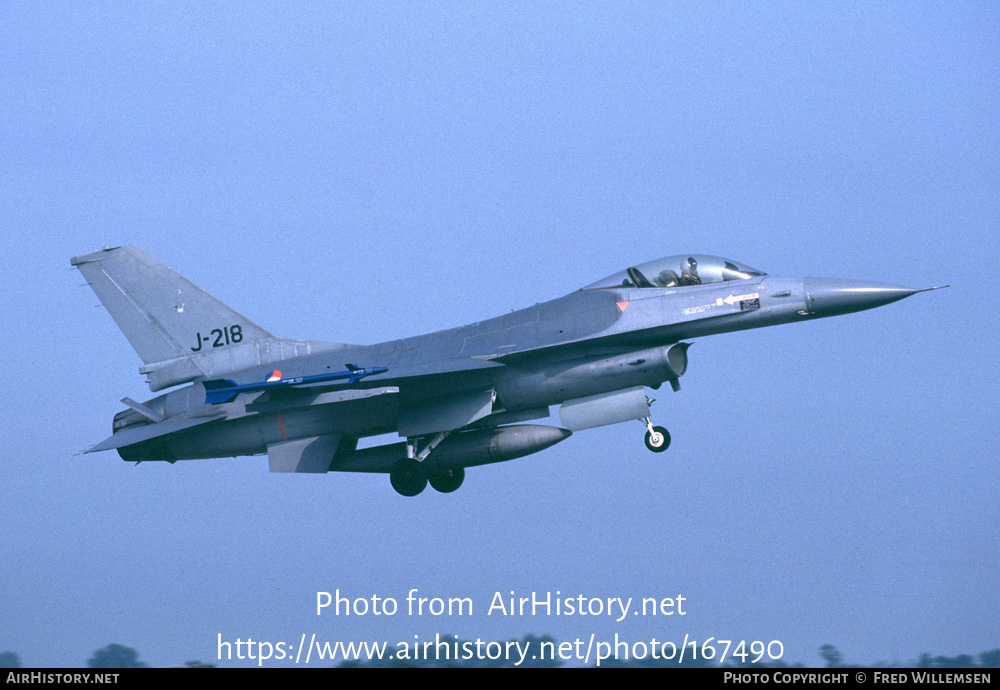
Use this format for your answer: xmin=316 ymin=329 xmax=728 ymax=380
xmin=583 ymin=255 xmax=765 ymax=290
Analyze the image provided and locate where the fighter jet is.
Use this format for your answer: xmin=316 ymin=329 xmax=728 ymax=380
xmin=73 ymin=247 xmax=944 ymax=496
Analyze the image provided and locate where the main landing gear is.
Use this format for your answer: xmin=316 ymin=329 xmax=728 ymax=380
xmin=428 ymin=468 xmax=465 ymax=493
xmin=389 ymin=458 xmax=427 ymax=497
xmin=389 ymin=431 xmax=465 ymax=497
xmin=389 ymin=460 xmax=465 ymax=496
xmin=642 ymin=416 xmax=670 ymax=453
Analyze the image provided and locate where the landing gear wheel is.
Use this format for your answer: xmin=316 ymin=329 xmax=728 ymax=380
xmin=390 ymin=458 xmax=428 ymax=496
xmin=644 ymin=426 xmax=671 ymax=453
xmin=428 ymin=467 xmax=465 ymax=493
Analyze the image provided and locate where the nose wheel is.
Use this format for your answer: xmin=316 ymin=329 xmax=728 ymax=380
xmin=642 ymin=417 xmax=670 ymax=453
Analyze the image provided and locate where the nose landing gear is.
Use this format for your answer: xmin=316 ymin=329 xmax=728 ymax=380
xmin=642 ymin=416 xmax=670 ymax=453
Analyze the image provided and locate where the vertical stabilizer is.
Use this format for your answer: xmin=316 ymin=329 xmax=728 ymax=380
xmin=72 ymin=245 xmax=273 ymax=365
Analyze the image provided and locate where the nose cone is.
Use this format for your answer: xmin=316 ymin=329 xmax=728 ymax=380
xmin=805 ymin=279 xmax=922 ymax=317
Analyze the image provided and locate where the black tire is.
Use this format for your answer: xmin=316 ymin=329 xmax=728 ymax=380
xmin=428 ymin=468 xmax=465 ymax=493
xmin=389 ymin=458 xmax=428 ymax=496
xmin=644 ymin=426 xmax=671 ymax=453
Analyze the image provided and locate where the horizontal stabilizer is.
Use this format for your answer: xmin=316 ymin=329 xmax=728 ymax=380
xmin=86 ymin=413 xmax=225 ymax=453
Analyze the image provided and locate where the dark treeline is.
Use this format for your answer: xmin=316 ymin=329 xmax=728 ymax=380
xmin=1 ymin=641 xmax=998 ymax=668
xmin=332 ymin=640 xmax=1000 ymax=669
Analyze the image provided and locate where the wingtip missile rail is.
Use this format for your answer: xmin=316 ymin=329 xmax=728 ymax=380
xmin=203 ymin=364 xmax=388 ymax=405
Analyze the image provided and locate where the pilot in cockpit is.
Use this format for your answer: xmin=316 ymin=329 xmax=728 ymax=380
xmin=677 ymin=257 xmax=701 ymax=286
xmin=608 ymin=254 xmax=762 ymax=291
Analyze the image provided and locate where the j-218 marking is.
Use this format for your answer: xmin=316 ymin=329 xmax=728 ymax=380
xmin=191 ymin=325 xmax=243 ymax=351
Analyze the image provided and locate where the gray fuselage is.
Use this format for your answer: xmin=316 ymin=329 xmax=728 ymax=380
xmin=114 ymin=275 xmax=825 ymax=461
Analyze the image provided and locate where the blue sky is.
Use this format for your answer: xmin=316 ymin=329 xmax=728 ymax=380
xmin=1 ymin=2 xmax=997 ymax=667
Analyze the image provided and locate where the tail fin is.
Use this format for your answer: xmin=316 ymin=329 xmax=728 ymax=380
xmin=74 ymin=246 xmax=363 ymax=392
xmin=72 ymin=246 xmax=273 ymax=365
